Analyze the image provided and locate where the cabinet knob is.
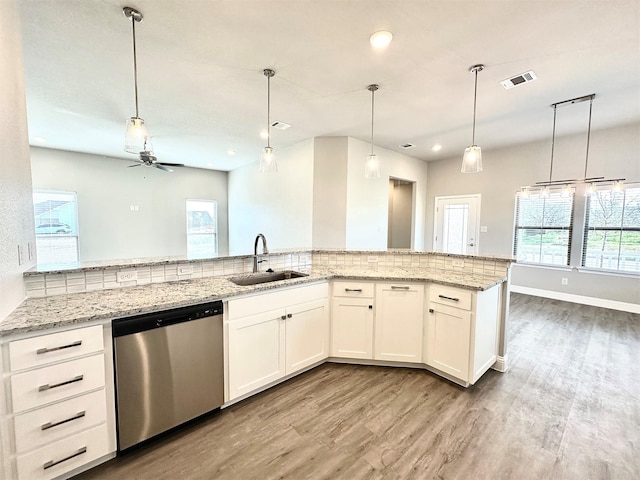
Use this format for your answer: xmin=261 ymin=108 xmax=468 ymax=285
xmin=429 ymin=308 xmax=434 ymax=313
xmin=281 ymin=315 xmax=286 ymax=320
xmin=287 ymin=313 xmax=292 ymax=318
xmin=368 ymin=305 xmax=373 ymax=310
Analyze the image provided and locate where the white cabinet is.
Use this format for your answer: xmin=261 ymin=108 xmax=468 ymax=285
xmin=425 ymin=284 xmax=500 ymax=385
xmin=226 ymin=282 xmax=329 ymax=401
xmin=2 ymin=324 xmax=114 ymax=480
xmin=374 ymin=283 xmax=424 ymax=363
xmin=331 ymin=281 xmax=374 ymax=359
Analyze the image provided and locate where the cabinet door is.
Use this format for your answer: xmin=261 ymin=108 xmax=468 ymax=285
xmin=227 ymin=309 xmax=286 ymax=400
xmin=426 ymin=303 xmax=471 ymax=381
xmin=330 ymin=298 xmax=374 ymax=359
xmin=374 ymin=283 xmax=424 ymax=362
xmin=285 ymin=299 xmax=329 ymax=375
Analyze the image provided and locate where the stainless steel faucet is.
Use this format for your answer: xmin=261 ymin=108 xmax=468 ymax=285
xmin=253 ymin=233 xmax=269 ymax=272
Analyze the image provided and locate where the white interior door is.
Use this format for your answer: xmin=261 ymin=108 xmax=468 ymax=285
xmin=434 ymin=195 xmax=480 ymax=254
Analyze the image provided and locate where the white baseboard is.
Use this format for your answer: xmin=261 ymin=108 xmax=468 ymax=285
xmin=491 ymin=355 xmax=508 ymax=373
xmin=510 ymin=285 xmax=640 ymax=314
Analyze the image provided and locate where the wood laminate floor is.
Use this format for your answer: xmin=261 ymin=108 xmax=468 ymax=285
xmin=76 ymin=294 xmax=640 ymax=480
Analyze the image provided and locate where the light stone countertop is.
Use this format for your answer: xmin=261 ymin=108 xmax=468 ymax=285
xmin=1 ymin=266 xmax=507 ymax=337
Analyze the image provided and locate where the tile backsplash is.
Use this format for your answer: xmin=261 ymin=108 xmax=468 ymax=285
xmin=24 ymin=250 xmax=512 ymax=299
xmin=24 ymin=253 xmax=313 ymax=298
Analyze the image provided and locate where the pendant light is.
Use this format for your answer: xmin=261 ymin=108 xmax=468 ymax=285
xmin=520 ymin=94 xmax=625 ymax=196
xmin=365 ymin=84 xmax=380 ymax=179
xmin=260 ymin=68 xmax=277 ymax=173
xmin=461 ymin=65 xmax=484 ymax=173
xmin=123 ymin=7 xmax=150 ymax=154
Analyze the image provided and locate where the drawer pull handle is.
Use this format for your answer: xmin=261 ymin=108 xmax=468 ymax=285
xmin=287 ymin=313 xmax=292 ymax=318
xmin=43 ymin=447 xmax=87 ymax=470
xmin=438 ymin=294 xmax=460 ymax=302
xmin=344 ymin=288 xmax=363 ymax=292
xmin=391 ymin=286 xmax=410 ymax=290
xmin=38 ymin=375 xmax=84 ymax=392
xmin=37 ymin=340 xmax=82 ymax=355
xmin=41 ymin=411 xmax=86 ymax=431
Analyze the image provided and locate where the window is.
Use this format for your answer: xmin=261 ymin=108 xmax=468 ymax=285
xmin=513 ymin=192 xmax=574 ymax=266
xmin=186 ymin=200 xmax=217 ymax=259
xmin=33 ymin=190 xmax=79 ymax=266
xmin=582 ymin=186 xmax=640 ymax=273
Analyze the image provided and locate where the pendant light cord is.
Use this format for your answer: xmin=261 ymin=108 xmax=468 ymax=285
xmin=370 ymin=87 xmax=375 ymax=155
xmin=267 ymin=73 xmax=271 ymax=149
xmin=471 ymin=68 xmax=478 ymax=145
xmin=584 ymin=97 xmax=593 ymax=179
xmin=131 ymin=16 xmax=140 ymax=118
xmin=549 ymin=105 xmax=557 ymax=182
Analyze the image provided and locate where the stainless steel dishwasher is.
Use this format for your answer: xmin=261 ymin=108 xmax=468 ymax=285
xmin=113 ymin=300 xmax=224 ymax=451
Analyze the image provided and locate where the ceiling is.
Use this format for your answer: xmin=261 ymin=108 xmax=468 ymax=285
xmin=18 ymin=0 xmax=640 ymax=172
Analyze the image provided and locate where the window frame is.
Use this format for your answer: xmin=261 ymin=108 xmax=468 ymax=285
xmin=186 ymin=199 xmax=218 ymax=259
xmin=581 ymin=185 xmax=640 ymax=274
xmin=33 ymin=189 xmax=80 ymax=266
xmin=512 ymin=190 xmax=575 ymax=267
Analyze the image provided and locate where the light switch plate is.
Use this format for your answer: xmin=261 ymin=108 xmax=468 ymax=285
xmin=480 ymin=226 xmax=488 ymax=233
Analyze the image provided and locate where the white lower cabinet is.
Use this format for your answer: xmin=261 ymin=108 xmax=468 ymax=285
xmin=425 ymin=284 xmax=500 ymax=385
xmin=331 ymin=281 xmax=374 ymax=359
xmin=374 ymin=283 xmax=424 ymax=362
xmin=226 ymin=282 xmax=329 ymax=401
xmin=1 ymin=323 xmax=115 ymax=480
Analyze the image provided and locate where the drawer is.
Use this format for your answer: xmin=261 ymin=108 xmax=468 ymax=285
xmin=11 ymin=354 xmax=106 ymax=413
xmin=16 ymin=423 xmax=109 ymax=480
xmin=332 ymin=281 xmax=374 ymax=298
xmin=10 ymin=325 xmax=104 ymax=372
xmin=429 ymin=285 xmax=473 ymax=311
xmin=14 ymin=389 xmax=107 ymax=453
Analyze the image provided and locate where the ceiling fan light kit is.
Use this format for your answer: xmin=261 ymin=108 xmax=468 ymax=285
xmin=461 ymin=64 xmax=484 ymax=174
xmin=519 ymin=94 xmax=625 ymax=197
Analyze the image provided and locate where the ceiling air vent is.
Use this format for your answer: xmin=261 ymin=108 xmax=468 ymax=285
xmin=271 ymin=121 xmax=291 ymax=130
xmin=399 ymin=143 xmax=415 ymax=149
xmin=500 ymin=70 xmax=537 ymax=89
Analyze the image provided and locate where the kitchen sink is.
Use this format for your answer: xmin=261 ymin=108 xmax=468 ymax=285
xmin=229 ymin=270 xmax=309 ymax=286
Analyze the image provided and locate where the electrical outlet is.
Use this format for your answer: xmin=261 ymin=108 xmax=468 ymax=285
xmin=480 ymin=226 xmax=488 ymax=233
xmin=452 ymin=259 xmax=465 ymax=268
xmin=117 ymin=270 xmax=138 ymax=282
xmin=561 ymin=277 xmax=568 ymax=286
xmin=367 ymin=256 xmax=378 ymax=263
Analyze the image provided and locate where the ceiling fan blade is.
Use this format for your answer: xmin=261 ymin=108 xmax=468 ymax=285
xmin=127 ymin=164 xmax=142 ymax=168
xmin=157 ymin=162 xmax=185 ymax=167
xmin=154 ymin=164 xmax=173 ymax=172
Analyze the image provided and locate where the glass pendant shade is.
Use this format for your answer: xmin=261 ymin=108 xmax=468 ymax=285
xmin=613 ymin=180 xmax=624 ymax=192
xmin=260 ymin=146 xmax=277 ymax=173
xmin=124 ymin=117 xmax=150 ymax=153
xmin=461 ymin=145 xmax=482 ymax=173
xmin=585 ymin=183 xmax=597 ymax=196
xmin=540 ymin=186 xmax=551 ymax=198
xmin=365 ymin=153 xmax=380 ymax=179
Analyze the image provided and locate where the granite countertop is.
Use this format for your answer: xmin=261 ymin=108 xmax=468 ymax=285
xmin=1 ymin=267 xmax=507 ymax=337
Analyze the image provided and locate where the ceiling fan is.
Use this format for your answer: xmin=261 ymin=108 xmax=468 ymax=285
xmin=128 ymin=150 xmax=185 ymax=172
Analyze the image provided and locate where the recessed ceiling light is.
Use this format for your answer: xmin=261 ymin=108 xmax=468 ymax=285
xmin=259 ymin=129 xmax=269 ymax=140
xmin=432 ymin=144 xmax=442 ymax=152
xmin=33 ymin=136 xmax=46 ymax=143
xmin=227 ymin=149 xmax=236 ymax=155
xmin=370 ymin=30 xmax=393 ymax=49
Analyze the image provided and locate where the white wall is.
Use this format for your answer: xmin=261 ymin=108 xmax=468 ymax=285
xmin=227 ymin=139 xmax=314 ymax=255
xmin=346 ymin=137 xmax=427 ymax=250
xmin=426 ymin=122 xmax=640 ymax=305
xmin=0 ymin=0 xmax=35 ymax=320
xmin=30 ymin=148 xmax=229 ymax=261
xmin=312 ymin=137 xmax=348 ymax=248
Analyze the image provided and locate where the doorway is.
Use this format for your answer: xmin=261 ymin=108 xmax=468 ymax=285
xmin=388 ymin=178 xmax=414 ymax=249
xmin=433 ymin=194 xmax=480 ymax=254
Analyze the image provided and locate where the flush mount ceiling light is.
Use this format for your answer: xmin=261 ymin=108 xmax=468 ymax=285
xmin=123 ymin=7 xmax=151 ymax=154
xmin=370 ymin=30 xmax=393 ymax=49
xmin=462 ymin=64 xmax=484 ymax=173
xmin=519 ymin=94 xmax=625 ymax=197
xmin=365 ymin=84 xmax=381 ymax=179
xmin=260 ymin=68 xmax=277 ymax=173
xmin=432 ymin=144 xmax=442 ymax=152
